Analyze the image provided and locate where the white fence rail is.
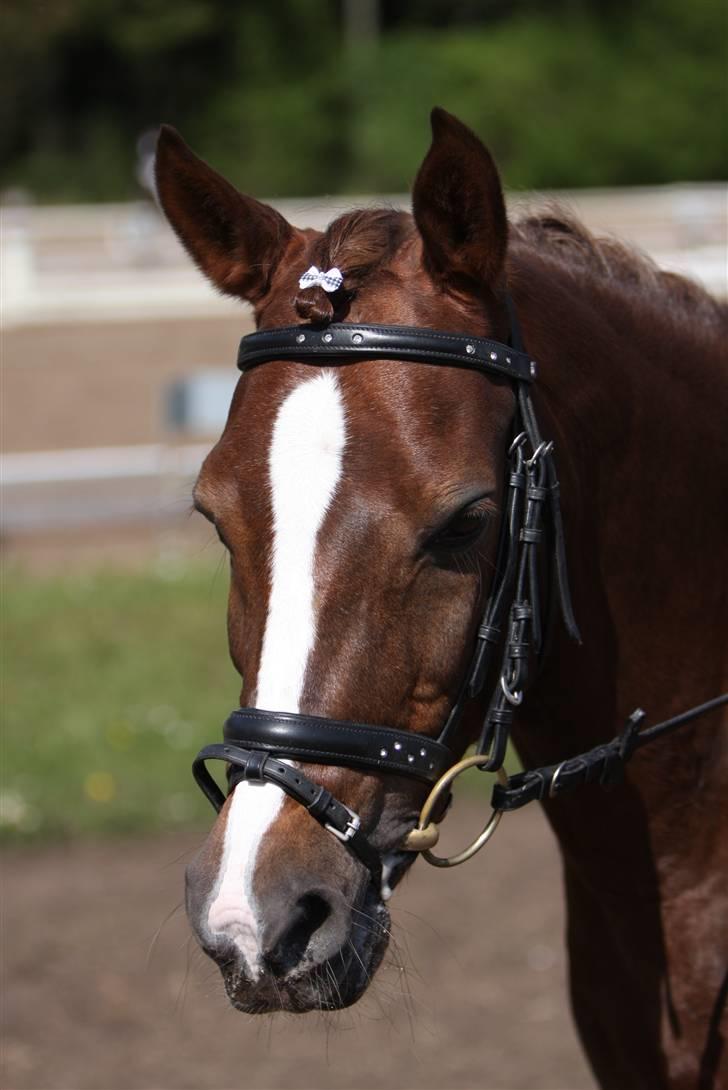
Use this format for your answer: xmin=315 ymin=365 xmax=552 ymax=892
xmin=2 ymin=187 xmax=725 ymax=535
xmin=2 ymin=443 xmax=209 ymax=486
xmin=2 ymin=185 xmax=726 ymax=329
xmin=1 ymin=444 xmax=210 ymax=532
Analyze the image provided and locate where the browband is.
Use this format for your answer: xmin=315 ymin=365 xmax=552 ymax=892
xmin=237 ymin=323 xmax=536 ymax=384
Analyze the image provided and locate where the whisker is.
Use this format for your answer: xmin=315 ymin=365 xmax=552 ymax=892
xmin=159 ymin=841 xmax=207 ymax=868
xmin=174 ymin=933 xmax=196 ymax=1015
xmin=347 ymin=937 xmax=371 ymax=987
xmin=145 ymin=900 xmax=184 ymax=969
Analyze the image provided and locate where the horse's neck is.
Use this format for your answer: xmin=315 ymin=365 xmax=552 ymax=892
xmin=512 ymin=264 xmax=728 ymax=869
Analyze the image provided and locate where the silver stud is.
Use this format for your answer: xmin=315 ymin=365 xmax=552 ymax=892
xmin=296 ymin=333 xmax=306 ymax=343
xmin=490 ymin=351 xmax=498 ymax=361
xmin=465 ymin=343 xmax=475 ymax=355
xmin=506 ymin=356 xmax=511 ymax=364
xmin=420 ymin=748 xmax=426 ymax=757
xmin=380 ymin=748 xmax=388 ymax=758
xmin=429 ymin=761 xmax=435 ymax=770
xmin=352 ymin=333 xmax=363 ymax=345
xmin=323 ymin=333 xmax=333 ymax=344
xmin=394 ymin=741 xmax=402 ymax=751
xmin=407 ymin=754 xmax=415 ymax=764
xmin=530 ymin=360 xmax=537 ymax=377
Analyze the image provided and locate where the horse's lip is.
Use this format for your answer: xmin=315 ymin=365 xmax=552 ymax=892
xmin=381 ymin=848 xmax=418 ymax=897
xmin=221 ymin=886 xmax=390 ymax=1013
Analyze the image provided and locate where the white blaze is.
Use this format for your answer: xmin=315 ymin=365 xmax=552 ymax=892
xmin=207 ymin=371 xmax=347 ymax=973
xmin=205 ymin=781 xmax=287 ymax=972
xmin=256 ymin=370 xmax=347 ymax=709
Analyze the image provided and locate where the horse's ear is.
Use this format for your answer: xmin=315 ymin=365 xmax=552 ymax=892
xmin=412 ymin=108 xmax=507 ymax=291
xmin=155 ymin=126 xmax=294 ymax=302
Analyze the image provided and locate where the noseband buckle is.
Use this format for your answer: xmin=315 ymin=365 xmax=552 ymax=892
xmin=325 ymin=805 xmax=361 ymax=844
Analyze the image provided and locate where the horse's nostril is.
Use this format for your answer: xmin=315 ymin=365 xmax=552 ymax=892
xmin=263 ymin=892 xmax=332 ymax=977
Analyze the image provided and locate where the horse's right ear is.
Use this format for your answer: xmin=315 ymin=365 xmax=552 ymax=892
xmin=155 ymin=126 xmax=295 ymax=302
xmin=412 ymin=108 xmax=507 ymax=292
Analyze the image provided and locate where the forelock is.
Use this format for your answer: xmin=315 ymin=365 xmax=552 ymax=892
xmin=318 ymin=208 xmax=413 ymax=285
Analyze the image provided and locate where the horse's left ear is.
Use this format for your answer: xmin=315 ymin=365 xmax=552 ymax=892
xmin=412 ymin=108 xmax=507 ymax=291
xmin=154 ymin=125 xmax=296 ymax=302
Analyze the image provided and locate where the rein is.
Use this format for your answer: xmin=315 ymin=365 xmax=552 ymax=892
xmin=191 ymin=305 xmax=727 ymax=882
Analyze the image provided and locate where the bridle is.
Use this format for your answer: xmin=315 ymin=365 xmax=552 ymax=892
xmin=192 ymin=301 xmax=728 ymax=887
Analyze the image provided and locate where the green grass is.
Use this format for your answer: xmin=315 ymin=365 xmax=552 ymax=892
xmin=2 ymin=559 xmax=237 ymax=841
xmin=2 ymin=559 xmax=519 ymax=843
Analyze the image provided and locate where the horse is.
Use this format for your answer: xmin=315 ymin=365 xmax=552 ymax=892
xmin=154 ymin=108 xmax=728 ymax=1089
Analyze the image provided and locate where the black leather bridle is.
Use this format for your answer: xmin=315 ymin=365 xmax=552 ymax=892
xmin=192 ymin=303 xmax=728 ymax=884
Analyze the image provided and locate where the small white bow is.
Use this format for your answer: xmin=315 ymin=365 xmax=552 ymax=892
xmin=298 ymin=265 xmax=344 ymax=293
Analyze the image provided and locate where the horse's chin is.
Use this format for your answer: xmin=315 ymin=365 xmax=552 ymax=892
xmin=220 ymin=895 xmax=391 ymax=1014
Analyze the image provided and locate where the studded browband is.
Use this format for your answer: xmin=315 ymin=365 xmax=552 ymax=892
xmin=237 ymin=322 xmax=536 ymax=383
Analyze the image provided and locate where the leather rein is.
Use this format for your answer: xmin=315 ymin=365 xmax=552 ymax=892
xmin=192 ymin=306 xmax=728 ymax=885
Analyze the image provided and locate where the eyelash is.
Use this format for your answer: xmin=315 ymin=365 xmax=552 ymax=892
xmin=193 ymin=502 xmax=230 ymax=550
xmin=429 ymin=502 xmax=495 ymax=552
xmin=212 ymin=519 xmax=234 ymax=551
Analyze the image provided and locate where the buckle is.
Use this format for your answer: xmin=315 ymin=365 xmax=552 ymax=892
xmin=325 ymin=806 xmax=361 ymax=843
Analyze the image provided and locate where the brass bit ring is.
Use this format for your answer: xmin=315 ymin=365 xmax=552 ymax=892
xmin=402 ymin=753 xmax=508 ymax=867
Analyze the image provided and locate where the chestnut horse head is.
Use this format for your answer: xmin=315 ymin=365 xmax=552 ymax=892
xmin=155 ymin=104 xmax=728 ymax=1089
xmin=155 ymin=101 xmax=728 ymax=1045
xmin=156 ymin=108 xmax=530 ymax=1012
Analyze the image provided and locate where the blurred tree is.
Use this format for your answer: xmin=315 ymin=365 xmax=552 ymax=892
xmin=381 ymin=0 xmax=615 ymax=28
xmin=344 ymin=0 xmax=726 ymax=192
xmin=0 ymin=0 xmax=724 ymax=201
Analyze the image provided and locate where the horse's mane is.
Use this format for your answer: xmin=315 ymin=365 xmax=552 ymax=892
xmin=312 ymin=204 xmax=725 ymax=337
xmin=510 ymin=208 xmax=726 ymax=335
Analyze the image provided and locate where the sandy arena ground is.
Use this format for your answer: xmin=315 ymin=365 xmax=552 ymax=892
xmin=3 ymin=803 xmax=597 ymax=1090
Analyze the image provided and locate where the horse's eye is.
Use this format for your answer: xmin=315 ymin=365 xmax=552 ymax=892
xmin=429 ymin=501 xmax=493 ymax=552
xmin=215 ymin=525 xmax=231 ymax=551
xmin=192 ymin=498 xmax=231 ymax=551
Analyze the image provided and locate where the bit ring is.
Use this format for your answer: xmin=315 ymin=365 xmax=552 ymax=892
xmin=402 ymin=753 xmax=508 ymax=868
